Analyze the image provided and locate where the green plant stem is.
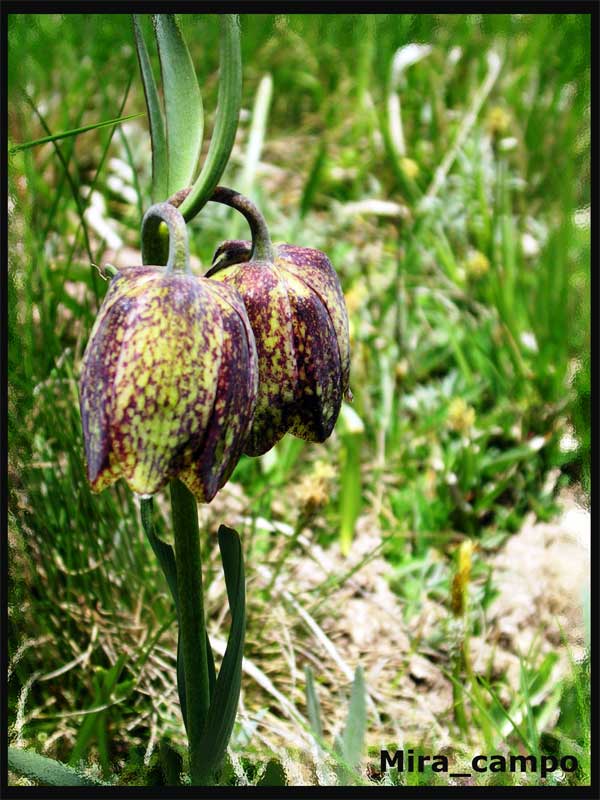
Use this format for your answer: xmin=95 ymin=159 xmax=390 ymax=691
xmin=170 ymin=479 xmax=210 ymax=785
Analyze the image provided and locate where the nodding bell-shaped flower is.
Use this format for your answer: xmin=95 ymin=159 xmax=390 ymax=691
xmin=204 ymin=188 xmax=350 ymax=457
xmin=79 ymin=203 xmax=258 ymax=502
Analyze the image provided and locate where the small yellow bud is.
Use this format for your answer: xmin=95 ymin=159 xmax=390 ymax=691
xmin=465 ymin=250 xmax=490 ymax=280
xmin=295 ymin=460 xmax=336 ymax=515
xmin=451 ymin=539 xmax=475 ymax=617
xmin=447 ymin=397 xmax=476 ymax=433
xmin=400 ymin=157 xmax=420 ymax=180
xmin=486 ymin=106 xmax=511 ymax=136
xmin=395 ymin=359 xmax=409 ymax=380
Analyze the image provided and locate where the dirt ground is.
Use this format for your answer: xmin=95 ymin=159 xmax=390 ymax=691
xmin=209 ymin=485 xmax=591 ymax=765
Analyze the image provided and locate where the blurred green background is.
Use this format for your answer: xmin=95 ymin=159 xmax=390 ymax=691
xmin=8 ymin=13 xmax=590 ymax=787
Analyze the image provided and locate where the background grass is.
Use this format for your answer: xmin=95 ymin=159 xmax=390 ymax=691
xmin=8 ymin=12 xmax=590 ymax=787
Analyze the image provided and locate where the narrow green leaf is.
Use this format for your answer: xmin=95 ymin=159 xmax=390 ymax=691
xmin=133 ymin=14 xmax=168 ymax=202
xmin=96 ymin=708 xmax=109 ymax=779
xmin=154 ymin=14 xmax=203 ymax=194
xmin=340 ymin=666 xmax=367 ymax=768
xmin=141 ymin=498 xmax=178 ymax=605
xmin=333 ymin=733 xmax=345 ymax=768
xmin=480 ymin=440 xmax=544 ymax=476
xmin=229 ymin=72 xmax=273 ymax=240
xmin=97 ymin=669 xmax=133 ymax=779
xmin=69 ymin=655 xmax=127 ymax=769
xmin=206 ymin=629 xmax=217 ymax=696
xmin=519 ymin=655 xmax=540 ymax=751
xmin=195 ymin=524 xmax=246 ymax=779
xmin=40 ymin=95 xmax=87 ymax=242
xmin=334 ymin=666 xmax=367 ymax=783
xmin=474 ymin=474 xmax=515 ymax=513
xmin=9 ymin=112 xmax=144 ymax=154
xmin=530 ymin=652 xmax=560 ymax=694
xmin=304 ymin=666 xmax=324 ymax=739
xmin=458 ymin=671 xmax=532 ymax=751
xmin=180 ymin=14 xmax=242 ymax=222
xmin=218 ymin=525 xmax=245 ymax=635
xmin=339 ymin=436 xmax=362 ymax=556
xmin=8 ymin=747 xmax=105 ymax=786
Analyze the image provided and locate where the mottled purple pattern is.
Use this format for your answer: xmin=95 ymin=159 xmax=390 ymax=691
xmin=80 ymin=267 xmax=158 ymax=487
xmin=277 ymin=244 xmax=350 ymax=396
xmin=221 ymin=261 xmax=298 ymax=456
xmin=285 ymin=277 xmax=342 ymax=442
xmin=208 ymin=239 xmax=351 ymax=456
xmin=79 ymin=266 xmax=257 ymax=502
xmin=180 ymin=281 xmax=258 ymax=498
xmin=110 ymin=271 xmax=220 ymax=493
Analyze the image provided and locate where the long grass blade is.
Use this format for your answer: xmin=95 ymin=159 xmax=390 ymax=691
xmin=9 ymin=112 xmax=144 ymax=154
xmin=304 ymin=666 xmax=324 ymax=739
xmin=239 ymin=73 xmax=273 ymax=195
xmin=21 ymin=92 xmax=96 ymax=274
xmin=229 ymin=72 xmax=272 ymax=239
xmin=61 ymin=75 xmax=134 ymax=305
xmin=422 ymin=50 xmax=501 ymax=204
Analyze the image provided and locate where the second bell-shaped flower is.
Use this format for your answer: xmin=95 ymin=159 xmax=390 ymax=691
xmin=208 ymin=236 xmax=350 ymax=457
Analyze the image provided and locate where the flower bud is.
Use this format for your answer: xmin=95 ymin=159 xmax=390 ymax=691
xmin=206 ymin=192 xmax=350 ymax=457
xmin=79 ymin=203 xmax=258 ymax=502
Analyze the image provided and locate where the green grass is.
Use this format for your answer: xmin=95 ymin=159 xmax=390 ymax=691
xmin=8 ymin=12 xmax=590 ymax=787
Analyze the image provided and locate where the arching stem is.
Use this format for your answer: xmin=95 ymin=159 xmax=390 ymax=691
xmin=169 ymin=185 xmax=274 ymax=263
xmin=211 ymin=187 xmax=274 ymax=262
xmin=141 ymin=202 xmax=190 ymax=272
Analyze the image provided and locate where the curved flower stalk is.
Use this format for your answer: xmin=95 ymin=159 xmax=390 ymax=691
xmin=201 ymin=187 xmax=351 ymax=457
xmin=79 ymin=202 xmax=258 ymax=502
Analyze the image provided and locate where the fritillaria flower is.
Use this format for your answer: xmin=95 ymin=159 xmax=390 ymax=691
xmin=206 ymin=189 xmax=351 ymax=457
xmin=79 ymin=203 xmax=258 ymax=502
